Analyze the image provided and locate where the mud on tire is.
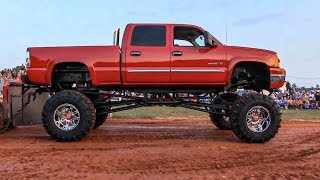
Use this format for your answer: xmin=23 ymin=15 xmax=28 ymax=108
xmin=42 ymin=90 xmax=96 ymax=142
xmin=210 ymin=93 xmax=238 ymax=130
xmin=230 ymin=93 xmax=281 ymax=143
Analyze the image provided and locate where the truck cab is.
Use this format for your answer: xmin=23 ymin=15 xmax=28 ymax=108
xmin=121 ymin=24 xmax=228 ymax=86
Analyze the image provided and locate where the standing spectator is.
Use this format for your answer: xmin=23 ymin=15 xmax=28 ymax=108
xmin=286 ymin=81 xmax=294 ymax=95
xmin=315 ymin=91 xmax=320 ymax=109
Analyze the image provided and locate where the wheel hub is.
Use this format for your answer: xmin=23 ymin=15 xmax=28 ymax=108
xmin=65 ymin=113 xmax=73 ymax=120
xmin=253 ymin=115 xmax=259 ymax=121
xmin=246 ymin=106 xmax=271 ymax=133
xmin=53 ymin=103 xmax=80 ymax=131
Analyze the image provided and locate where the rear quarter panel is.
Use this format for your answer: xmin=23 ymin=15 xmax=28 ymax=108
xmin=27 ymin=46 xmax=120 ymax=86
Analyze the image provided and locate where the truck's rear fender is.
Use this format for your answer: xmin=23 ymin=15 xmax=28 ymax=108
xmin=226 ymin=58 xmax=270 ymax=90
xmin=47 ymin=59 xmax=96 ymax=86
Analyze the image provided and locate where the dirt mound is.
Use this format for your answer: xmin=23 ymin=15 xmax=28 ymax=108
xmin=0 ymin=118 xmax=319 ymax=179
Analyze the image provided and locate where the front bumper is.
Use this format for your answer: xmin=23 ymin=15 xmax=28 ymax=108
xmin=269 ymin=68 xmax=286 ymax=89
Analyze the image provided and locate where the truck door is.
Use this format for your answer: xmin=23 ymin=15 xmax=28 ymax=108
xmin=170 ymin=25 xmax=227 ymax=85
xmin=124 ymin=25 xmax=170 ymax=84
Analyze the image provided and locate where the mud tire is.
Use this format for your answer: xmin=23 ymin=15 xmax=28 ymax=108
xmin=42 ymin=90 xmax=96 ymax=142
xmin=230 ymin=93 xmax=281 ymax=143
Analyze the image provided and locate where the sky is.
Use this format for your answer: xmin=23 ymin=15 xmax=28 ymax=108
xmin=0 ymin=0 xmax=319 ymax=87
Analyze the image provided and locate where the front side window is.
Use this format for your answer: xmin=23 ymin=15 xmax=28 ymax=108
xmin=174 ymin=26 xmax=206 ymax=47
xmin=131 ymin=26 xmax=166 ymax=46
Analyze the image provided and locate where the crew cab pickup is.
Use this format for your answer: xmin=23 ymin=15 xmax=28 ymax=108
xmin=22 ymin=23 xmax=285 ymax=91
xmin=21 ymin=23 xmax=287 ymax=143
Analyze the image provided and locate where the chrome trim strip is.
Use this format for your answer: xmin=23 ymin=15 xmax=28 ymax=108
xmin=270 ymin=74 xmax=286 ymax=77
xmin=128 ymin=69 xmax=226 ymax=73
xmin=270 ymin=74 xmax=286 ymax=82
xmin=128 ymin=70 xmax=170 ymax=73
xmin=171 ymin=70 xmax=225 ymax=73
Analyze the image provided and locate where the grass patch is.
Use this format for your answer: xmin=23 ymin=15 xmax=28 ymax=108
xmin=112 ymin=106 xmax=208 ymax=119
xmin=112 ymin=106 xmax=320 ymax=120
xmin=281 ymin=109 xmax=320 ymax=120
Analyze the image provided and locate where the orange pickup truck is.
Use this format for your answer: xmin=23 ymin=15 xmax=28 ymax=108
xmin=22 ymin=23 xmax=286 ymax=143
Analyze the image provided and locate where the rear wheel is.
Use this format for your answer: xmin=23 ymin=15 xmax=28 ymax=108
xmin=42 ymin=90 xmax=96 ymax=142
xmin=209 ymin=93 xmax=238 ymax=130
xmin=230 ymin=93 xmax=281 ymax=143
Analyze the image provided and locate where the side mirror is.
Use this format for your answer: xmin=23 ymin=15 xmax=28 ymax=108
xmin=204 ymin=31 xmax=217 ymax=48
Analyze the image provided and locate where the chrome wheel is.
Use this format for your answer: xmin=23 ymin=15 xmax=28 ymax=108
xmin=246 ymin=106 xmax=271 ymax=133
xmin=53 ymin=103 xmax=80 ymax=131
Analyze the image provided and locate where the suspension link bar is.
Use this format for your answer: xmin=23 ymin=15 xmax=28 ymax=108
xmin=92 ymin=91 xmax=231 ymax=116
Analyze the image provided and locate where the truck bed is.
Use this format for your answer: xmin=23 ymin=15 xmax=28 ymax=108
xmin=27 ymin=46 xmax=121 ymax=86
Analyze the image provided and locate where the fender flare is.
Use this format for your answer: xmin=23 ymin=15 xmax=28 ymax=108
xmin=226 ymin=58 xmax=270 ymax=84
xmin=46 ymin=59 xmax=97 ymax=86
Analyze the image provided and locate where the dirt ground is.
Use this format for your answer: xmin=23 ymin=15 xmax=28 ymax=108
xmin=0 ymin=118 xmax=319 ymax=180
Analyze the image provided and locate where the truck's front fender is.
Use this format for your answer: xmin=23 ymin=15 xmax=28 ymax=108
xmin=225 ymin=57 xmax=270 ymax=84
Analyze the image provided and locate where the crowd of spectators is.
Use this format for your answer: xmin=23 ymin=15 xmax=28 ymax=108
xmin=272 ymin=82 xmax=320 ymax=110
xmin=0 ymin=65 xmax=24 ymax=85
xmin=0 ymin=65 xmax=24 ymax=102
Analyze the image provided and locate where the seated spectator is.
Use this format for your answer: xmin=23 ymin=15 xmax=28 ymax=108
xmin=303 ymin=100 xmax=310 ymax=110
xmin=287 ymin=97 xmax=295 ymax=109
xmin=281 ymin=97 xmax=288 ymax=109
xmin=296 ymin=99 xmax=304 ymax=110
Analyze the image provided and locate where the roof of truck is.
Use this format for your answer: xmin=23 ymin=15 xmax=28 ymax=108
xmin=127 ymin=23 xmax=204 ymax=28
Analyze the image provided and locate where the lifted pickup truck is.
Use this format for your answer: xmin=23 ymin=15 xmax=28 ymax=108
xmin=22 ymin=23 xmax=286 ymax=143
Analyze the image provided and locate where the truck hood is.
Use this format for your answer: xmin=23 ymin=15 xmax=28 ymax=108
xmin=225 ymin=46 xmax=277 ymax=59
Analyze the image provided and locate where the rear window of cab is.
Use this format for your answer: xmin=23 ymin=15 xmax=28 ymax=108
xmin=131 ymin=26 xmax=166 ymax=46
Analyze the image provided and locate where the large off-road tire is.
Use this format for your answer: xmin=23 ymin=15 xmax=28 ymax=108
xmin=210 ymin=93 xmax=238 ymax=130
xmin=42 ymin=90 xmax=96 ymax=142
xmin=230 ymin=93 xmax=281 ymax=143
xmin=94 ymin=111 xmax=108 ymax=129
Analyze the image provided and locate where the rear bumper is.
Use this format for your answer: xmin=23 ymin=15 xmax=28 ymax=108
xmin=269 ymin=68 xmax=286 ymax=89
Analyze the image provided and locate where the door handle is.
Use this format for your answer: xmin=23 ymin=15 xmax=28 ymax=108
xmin=130 ymin=51 xmax=141 ymax=56
xmin=172 ymin=51 xmax=182 ymax=56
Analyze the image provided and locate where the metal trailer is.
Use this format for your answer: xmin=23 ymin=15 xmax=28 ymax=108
xmin=0 ymin=82 xmax=49 ymax=131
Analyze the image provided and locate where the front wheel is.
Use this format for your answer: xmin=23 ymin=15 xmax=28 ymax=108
xmin=42 ymin=90 xmax=96 ymax=142
xmin=230 ymin=93 xmax=281 ymax=143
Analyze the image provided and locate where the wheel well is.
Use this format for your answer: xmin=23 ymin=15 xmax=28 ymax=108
xmin=51 ymin=62 xmax=91 ymax=88
xmin=230 ymin=62 xmax=270 ymax=91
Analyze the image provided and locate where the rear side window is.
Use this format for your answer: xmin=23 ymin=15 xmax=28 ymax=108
xmin=131 ymin=26 xmax=166 ymax=46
